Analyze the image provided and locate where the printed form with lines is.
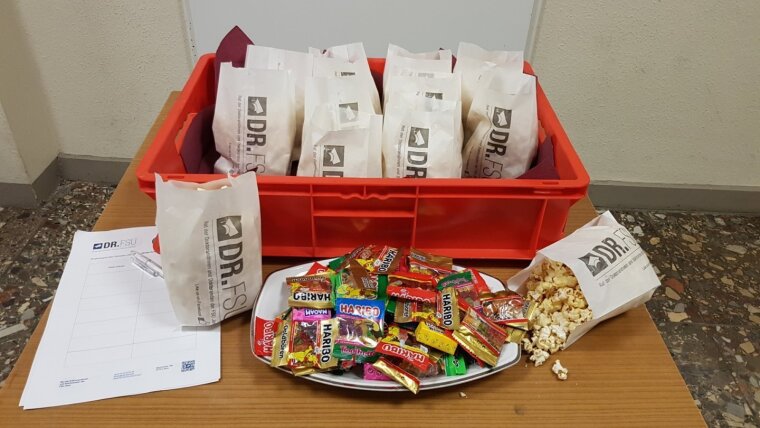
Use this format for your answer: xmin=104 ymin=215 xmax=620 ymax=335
xmin=19 ymin=227 xmax=220 ymax=409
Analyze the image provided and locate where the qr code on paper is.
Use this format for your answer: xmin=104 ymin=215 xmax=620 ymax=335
xmin=181 ymin=360 xmax=195 ymax=372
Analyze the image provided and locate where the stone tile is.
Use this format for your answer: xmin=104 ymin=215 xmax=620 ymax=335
xmin=0 ymin=180 xmax=114 ymax=386
xmin=647 ymin=293 xmax=707 ymax=325
xmin=680 ymin=369 xmax=756 ymax=428
xmin=610 ymin=209 xmax=760 ymax=428
xmin=0 ymin=207 xmax=45 ymax=278
xmin=655 ymin=323 xmax=731 ymax=373
xmin=687 ymin=277 xmax=760 ymax=327
xmin=710 ymin=324 xmax=760 ymax=422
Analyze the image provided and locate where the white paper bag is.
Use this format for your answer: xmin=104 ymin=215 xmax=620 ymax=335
xmin=155 ymin=172 xmax=263 ymax=326
xmin=507 ymin=211 xmax=660 ymax=348
xmin=309 ymin=42 xmax=381 ymax=114
xmin=298 ymin=104 xmax=382 ymax=178
xmin=383 ymin=44 xmax=453 ymax=88
xmin=455 ymin=42 xmax=523 ymax=117
xmin=245 ymin=45 xmax=313 ymax=153
xmin=462 ymin=70 xmax=537 ymax=178
xmin=383 ymin=73 xmax=462 ymax=108
xmin=212 ymin=63 xmax=296 ymax=175
xmin=303 ymin=76 xmax=376 ymax=132
xmin=382 ymin=95 xmax=463 ymax=178
xmin=309 ymin=42 xmax=367 ymax=63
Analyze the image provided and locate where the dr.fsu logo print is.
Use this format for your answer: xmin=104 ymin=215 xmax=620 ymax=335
xmin=491 ymin=107 xmax=512 ymax=128
xmin=248 ymin=96 xmax=267 ymax=116
xmin=578 ymin=253 xmax=609 ymax=276
xmin=408 ymin=127 xmax=429 ymax=148
xmin=216 ymin=216 xmax=242 ymax=241
xmin=338 ymin=102 xmax=359 ymax=124
xmin=322 ymin=145 xmax=345 ymax=167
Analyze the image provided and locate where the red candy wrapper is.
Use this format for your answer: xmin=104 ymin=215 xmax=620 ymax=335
xmin=369 ymin=245 xmax=402 ymax=274
xmin=466 ymin=269 xmax=491 ymax=295
xmin=375 ymin=341 xmax=433 ymax=373
xmin=253 ymin=316 xmax=281 ymax=357
xmin=386 ymin=285 xmax=437 ymax=304
xmin=306 ymin=262 xmax=330 ymax=275
xmin=387 ymin=272 xmax=438 ymax=303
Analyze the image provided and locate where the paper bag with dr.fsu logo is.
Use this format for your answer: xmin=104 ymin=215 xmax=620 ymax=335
xmin=245 ymin=45 xmax=313 ymax=148
xmin=507 ymin=211 xmax=660 ymax=348
xmin=299 ymin=104 xmax=382 ymax=178
xmin=213 ymin=63 xmax=296 ymax=175
xmin=462 ymin=69 xmax=537 ymax=179
xmin=310 ymin=42 xmax=381 ymax=114
xmin=155 ymin=172 xmax=263 ymax=326
xmin=382 ymin=95 xmax=463 ymax=178
xmin=454 ymin=42 xmax=523 ymax=118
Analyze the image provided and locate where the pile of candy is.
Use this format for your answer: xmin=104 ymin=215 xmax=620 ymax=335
xmin=263 ymin=245 xmax=533 ymax=393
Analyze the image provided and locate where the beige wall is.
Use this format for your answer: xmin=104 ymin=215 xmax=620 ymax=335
xmin=0 ymin=1 xmax=61 ymax=183
xmin=11 ymin=0 xmax=192 ymax=164
xmin=0 ymin=103 xmax=28 ymax=184
xmin=532 ymin=0 xmax=760 ymax=187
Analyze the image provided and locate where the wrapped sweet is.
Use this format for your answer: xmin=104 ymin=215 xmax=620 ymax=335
xmin=269 ymin=245 xmax=515 ymax=392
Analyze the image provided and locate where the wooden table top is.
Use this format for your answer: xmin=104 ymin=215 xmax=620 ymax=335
xmin=0 ymin=93 xmax=705 ymax=426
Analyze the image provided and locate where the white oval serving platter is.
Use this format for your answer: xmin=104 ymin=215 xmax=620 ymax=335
xmin=250 ymin=259 xmax=520 ymax=392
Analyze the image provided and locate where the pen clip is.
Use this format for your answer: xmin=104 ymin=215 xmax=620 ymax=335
xmin=131 ymin=251 xmax=164 ymax=278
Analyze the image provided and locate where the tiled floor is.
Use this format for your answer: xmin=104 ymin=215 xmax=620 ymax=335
xmin=613 ymin=211 xmax=759 ymax=428
xmin=0 ymin=181 xmax=758 ymax=427
xmin=0 ymin=181 xmax=114 ymax=385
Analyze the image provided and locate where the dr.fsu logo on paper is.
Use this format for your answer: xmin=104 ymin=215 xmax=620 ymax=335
xmin=578 ymin=230 xmax=639 ymax=277
xmin=216 ymin=216 xmax=242 ymax=241
xmin=579 ymin=253 xmax=609 ymax=276
xmin=405 ymin=127 xmax=430 ymax=178
xmin=248 ymin=96 xmax=267 ymax=116
xmin=491 ymin=107 xmax=512 ymax=129
xmin=322 ymin=145 xmax=345 ymax=167
xmin=408 ymin=127 xmax=429 ymax=149
xmin=338 ymin=102 xmax=359 ymax=125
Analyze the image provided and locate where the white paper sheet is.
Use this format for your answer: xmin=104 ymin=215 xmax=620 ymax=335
xmin=20 ymin=227 xmax=220 ymax=409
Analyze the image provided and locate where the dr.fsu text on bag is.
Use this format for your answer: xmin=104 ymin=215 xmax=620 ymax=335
xmin=462 ymin=71 xmax=537 ymax=179
xmin=155 ymin=172 xmax=263 ymax=326
xmin=213 ymin=64 xmax=296 ymax=175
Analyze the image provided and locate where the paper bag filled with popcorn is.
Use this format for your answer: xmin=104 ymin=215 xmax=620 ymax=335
xmin=507 ymin=211 xmax=660 ymax=365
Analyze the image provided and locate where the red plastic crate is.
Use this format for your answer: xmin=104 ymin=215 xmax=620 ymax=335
xmin=136 ymin=54 xmax=589 ymax=259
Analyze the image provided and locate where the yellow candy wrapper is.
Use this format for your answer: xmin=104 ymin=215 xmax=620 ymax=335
xmin=452 ymin=325 xmax=499 ymax=367
xmin=270 ymin=315 xmax=292 ymax=367
xmin=415 ymin=321 xmax=458 ymax=355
